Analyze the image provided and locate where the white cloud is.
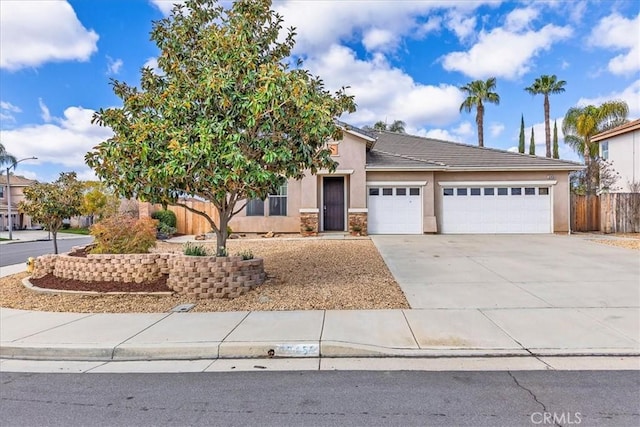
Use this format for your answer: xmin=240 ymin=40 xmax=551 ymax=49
xmin=1 ymin=101 xmax=22 ymax=124
xmin=1 ymin=106 xmax=112 ymax=176
xmin=445 ymin=11 xmax=477 ymax=41
xmin=441 ymin=17 xmax=572 ymax=79
xmin=0 ymin=0 xmax=98 ymax=71
xmin=588 ymin=12 xmax=640 ymax=76
xmin=504 ymin=7 xmax=538 ymax=31
xmin=490 ymin=122 xmax=505 ymax=137
xmin=362 ymin=28 xmax=397 ymax=52
xmin=149 ymin=0 xmax=185 ymax=16
xmin=38 ymin=99 xmax=52 ymax=123
xmin=305 ymin=45 xmax=464 ymax=129
xmin=418 ymin=16 xmax=442 ymax=37
xmin=106 ymin=56 xmax=123 ymax=75
xmin=577 ymin=79 xmax=640 ymax=118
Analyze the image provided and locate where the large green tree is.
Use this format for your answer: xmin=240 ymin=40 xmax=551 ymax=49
xmin=525 ymin=74 xmax=566 ymax=158
xmin=18 ymin=172 xmax=83 ymax=254
xmin=81 ymin=181 xmax=120 ymax=225
xmin=0 ymin=142 xmax=17 ymax=167
xmin=86 ymin=0 xmax=355 ymax=253
xmin=562 ymin=100 xmax=629 ymax=164
xmin=459 ymin=77 xmax=500 ymax=147
xmin=529 ymin=127 xmax=535 ymax=155
xmin=369 ymin=120 xmax=406 ymax=133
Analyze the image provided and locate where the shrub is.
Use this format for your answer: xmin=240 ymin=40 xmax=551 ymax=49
xmin=151 ymin=209 xmax=177 ymax=228
xmin=90 ymin=214 xmax=158 ymax=254
xmin=236 ymin=249 xmax=254 ymax=260
xmin=183 ymin=242 xmax=208 ymax=256
xmin=62 ymin=223 xmax=71 ymax=230
xmin=157 ymin=222 xmax=177 ymax=240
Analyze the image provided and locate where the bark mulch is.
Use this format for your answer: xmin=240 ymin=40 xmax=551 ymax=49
xmin=29 ymin=274 xmax=171 ymax=293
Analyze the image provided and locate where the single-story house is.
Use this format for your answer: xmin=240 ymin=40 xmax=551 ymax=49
xmin=229 ymin=124 xmax=583 ymax=235
xmin=0 ymin=173 xmax=37 ymax=230
xmin=592 ymin=118 xmax=640 ymax=193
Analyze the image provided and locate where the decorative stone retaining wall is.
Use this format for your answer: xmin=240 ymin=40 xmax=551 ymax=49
xmin=348 ymin=212 xmax=368 ymax=235
xmin=168 ymin=256 xmax=265 ymax=298
xmin=33 ymin=253 xmax=169 ymax=283
xmin=32 ymin=250 xmax=266 ymax=299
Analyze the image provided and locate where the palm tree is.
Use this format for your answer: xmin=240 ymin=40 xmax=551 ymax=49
xmin=562 ymin=100 xmax=629 ymax=165
xmin=525 ymin=75 xmax=566 ymax=158
xmin=459 ymin=77 xmax=500 ymax=147
xmin=0 ymin=142 xmax=17 ymax=168
xmin=388 ymin=120 xmax=406 ymax=133
xmin=372 ymin=121 xmax=387 ymax=131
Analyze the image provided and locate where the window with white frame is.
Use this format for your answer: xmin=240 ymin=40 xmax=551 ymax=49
xmin=601 ymin=141 xmax=609 ymax=160
xmin=268 ymin=183 xmax=287 ymax=216
xmin=246 ymin=198 xmax=265 ymax=216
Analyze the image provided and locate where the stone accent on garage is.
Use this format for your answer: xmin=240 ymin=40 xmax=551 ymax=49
xmin=299 ymin=209 xmax=319 ymax=235
xmin=348 ymin=209 xmax=368 ymax=236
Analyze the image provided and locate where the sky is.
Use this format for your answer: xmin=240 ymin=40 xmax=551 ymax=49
xmin=0 ymin=0 xmax=638 ymax=183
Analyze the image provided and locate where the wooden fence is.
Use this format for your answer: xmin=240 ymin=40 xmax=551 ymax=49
xmin=599 ymin=193 xmax=640 ymax=233
xmin=571 ymin=193 xmax=640 ymax=233
xmin=141 ymin=200 xmax=220 ymax=235
xmin=571 ymin=195 xmax=600 ymax=232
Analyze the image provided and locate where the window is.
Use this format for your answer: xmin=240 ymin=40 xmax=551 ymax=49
xmin=409 ymin=188 xmax=420 ymax=196
xmin=457 ymin=188 xmax=467 ymax=196
xmin=511 ymin=187 xmax=522 ymax=195
xmin=601 ymin=141 xmax=609 ymax=160
xmin=539 ymin=187 xmax=549 ymax=195
xmin=443 ymin=188 xmax=454 ymax=196
xmin=497 ymin=188 xmax=508 ymax=196
xmin=369 ymin=188 xmax=379 ymax=196
xmin=484 ymin=188 xmax=495 ymax=196
xmin=524 ymin=187 xmax=536 ymax=195
xmin=382 ymin=188 xmax=393 ymax=196
xmin=396 ymin=188 xmax=406 ymax=196
xmin=470 ymin=188 xmax=481 ymax=196
xmin=0 ymin=186 xmax=3 ymax=198
xmin=246 ymin=198 xmax=264 ymax=216
xmin=268 ymin=183 xmax=287 ymax=216
xmin=329 ymin=144 xmax=339 ymax=156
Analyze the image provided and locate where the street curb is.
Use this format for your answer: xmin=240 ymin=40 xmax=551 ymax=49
xmin=2 ymin=341 xmax=638 ymax=362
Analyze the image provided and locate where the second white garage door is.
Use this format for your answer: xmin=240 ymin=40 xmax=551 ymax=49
xmin=368 ymin=186 xmax=422 ymax=234
xmin=441 ymin=184 xmax=552 ymax=234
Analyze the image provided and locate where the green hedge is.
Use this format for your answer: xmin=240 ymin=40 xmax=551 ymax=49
xmin=151 ymin=209 xmax=177 ymax=228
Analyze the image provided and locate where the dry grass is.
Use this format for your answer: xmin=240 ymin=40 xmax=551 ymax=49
xmin=0 ymin=239 xmax=409 ymax=313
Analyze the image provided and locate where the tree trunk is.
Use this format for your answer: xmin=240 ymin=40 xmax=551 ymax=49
xmin=52 ymin=230 xmax=59 ymax=254
xmin=544 ymin=95 xmax=551 ymax=158
xmin=476 ymin=105 xmax=484 ymax=147
xmin=215 ymin=214 xmax=230 ymax=256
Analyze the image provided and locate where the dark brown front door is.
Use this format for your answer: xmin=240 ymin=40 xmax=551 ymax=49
xmin=323 ymin=177 xmax=345 ymax=231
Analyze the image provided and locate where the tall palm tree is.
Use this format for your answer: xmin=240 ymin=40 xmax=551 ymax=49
xmin=459 ymin=77 xmax=500 ymax=147
xmin=388 ymin=120 xmax=406 ymax=133
xmin=372 ymin=120 xmax=387 ymax=131
xmin=0 ymin=142 xmax=17 ymax=168
xmin=562 ymin=100 xmax=629 ymax=165
xmin=525 ymin=74 xmax=566 ymax=158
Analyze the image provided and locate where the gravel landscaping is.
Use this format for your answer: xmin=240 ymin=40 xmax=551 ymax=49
xmin=0 ymin=239 xmax=409 ymax=313
xmin=589 ymin=233 xmax=640 ymax=251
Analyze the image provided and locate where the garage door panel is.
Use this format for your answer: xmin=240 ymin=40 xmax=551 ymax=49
xmin=441 ymin=185 xmax=551 ymax=234
xmin=368 ymin=187 xmax=422 ymax=234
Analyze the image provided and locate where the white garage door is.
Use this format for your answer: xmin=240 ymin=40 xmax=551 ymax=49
xmin=441 ymin=185 xmax=552 ymax=234
xmin=368 ymin=186 xmax=422 ymax=234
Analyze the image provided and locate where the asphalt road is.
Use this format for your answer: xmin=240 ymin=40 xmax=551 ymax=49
xmin=1 ymin=370 xmax=638 ymax=426
xmin=0 ymin=237 xmax=93 ymax=267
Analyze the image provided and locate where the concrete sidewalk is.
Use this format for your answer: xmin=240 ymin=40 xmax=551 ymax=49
xmin=1 ymin=304 xmax=638 ymax=362
xmin=0 ymin=230 xmax=90 ymax=244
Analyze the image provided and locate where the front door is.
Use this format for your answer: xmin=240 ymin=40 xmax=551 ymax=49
xmin=323 ymin=177 xmax=345 ymax=231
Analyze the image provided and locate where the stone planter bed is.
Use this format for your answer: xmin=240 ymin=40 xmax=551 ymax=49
xmin=31 ymin=248 xmax=266 ymax=299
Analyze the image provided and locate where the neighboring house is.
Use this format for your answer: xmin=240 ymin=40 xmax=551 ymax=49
xmin=230 ymin=124 xmax=583 ymax=235
xmin=592 ymin=118 xmax=640 ymax=193
xmin=0 ymin=173 xmax=37 ymax=230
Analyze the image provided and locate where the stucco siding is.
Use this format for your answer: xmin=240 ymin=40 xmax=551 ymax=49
xmin=602 ymin=130 xmax=640 ymax=192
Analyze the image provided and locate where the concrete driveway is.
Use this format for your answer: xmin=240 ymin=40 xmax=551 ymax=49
xmin=371 ymin=234 xmax=640 ymax=354
xmin=372 ymin=234 xmax=639 ymax=310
